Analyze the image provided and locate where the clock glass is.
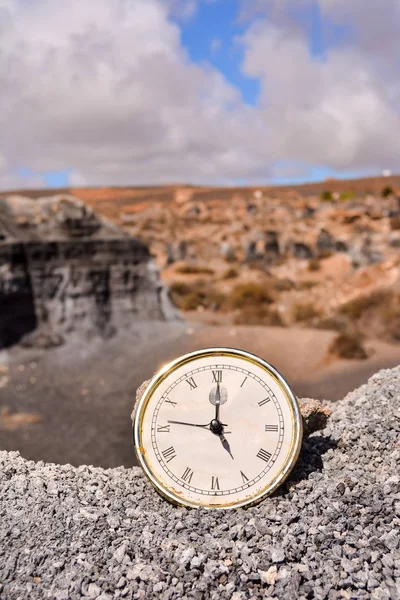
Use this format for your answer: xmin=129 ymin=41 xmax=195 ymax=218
xmin=134 ymin=348 xmax=302 ymax=509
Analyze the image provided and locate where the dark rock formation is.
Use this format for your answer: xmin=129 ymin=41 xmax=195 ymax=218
xmin=0 ymin=195 xmax=179 ymax=348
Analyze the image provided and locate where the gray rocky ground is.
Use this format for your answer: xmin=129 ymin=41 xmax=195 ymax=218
xmin=0 ymin=366 xmax=399 ymax=600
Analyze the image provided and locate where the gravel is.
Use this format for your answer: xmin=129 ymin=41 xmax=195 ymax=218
xmin=0 ymin=366 xmax=399 ymax=600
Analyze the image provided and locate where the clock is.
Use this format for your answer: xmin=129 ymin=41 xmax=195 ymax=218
xmin=133 ymin=347 xmax=303 ymax=509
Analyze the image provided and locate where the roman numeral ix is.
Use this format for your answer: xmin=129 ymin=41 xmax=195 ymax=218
xmin=162 ymin=446 xmax=177 ymax=463
xmin=157 ymin=424 xmax=170 ymax=433
xmin=257 ymin=448 xmax=272 ymax=463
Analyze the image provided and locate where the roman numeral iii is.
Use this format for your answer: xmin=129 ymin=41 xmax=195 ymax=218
xmin=212 ymin=370 xmax=222 ymax=383
xmin=257 ymin=448 xmax=272 ymax=463
xmin=186 ymin=377 xmax=197 ymax=390
xmin=265 ymin=425 xmax=278 ymax=432
xmin=181 ymin=467 xmax=194 ymax=484
xmin=162 ymin=446 xmax=177 ymax=463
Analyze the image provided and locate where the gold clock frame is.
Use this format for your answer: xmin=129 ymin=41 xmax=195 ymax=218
xmin=133 ymin=347 xmax=303 ymax=509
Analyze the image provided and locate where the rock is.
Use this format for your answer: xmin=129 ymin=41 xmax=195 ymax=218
xmin=0 ymin=195 xmax=180 ymax=349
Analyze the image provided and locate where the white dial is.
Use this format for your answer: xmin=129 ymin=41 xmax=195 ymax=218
xmin=134 ymin=348 xmax=302 ymax=509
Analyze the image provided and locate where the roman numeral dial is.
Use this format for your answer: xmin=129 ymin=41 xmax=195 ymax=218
xmin=146 ymin=355 xmax=295 ymax=509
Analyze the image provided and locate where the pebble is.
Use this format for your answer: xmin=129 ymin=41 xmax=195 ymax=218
xmin=0 ymin=366 xmax=399 ymax=599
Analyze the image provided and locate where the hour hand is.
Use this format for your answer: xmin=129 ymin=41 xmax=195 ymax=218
xmin=219 ymin=433 xmax=234 ymax=460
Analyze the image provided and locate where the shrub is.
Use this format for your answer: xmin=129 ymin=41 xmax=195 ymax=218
xmin=381 ymin=301 xmax=400 ymax=341
xmin=176 ymin=264 xmax=215 ymax=275
xmin=318 ymin=248 xmax=334 ymax=259
xmin=382 ymin=185 xmax=394 ymax=198
xmin=390 ymin=216 xmax=400 ymax=231
xmin=170 ymin=281 xmax=225 ymax=311
xmin=320 ymin=191 xmax=333 ymax=201
xmin=329 ymin=328 xmax=368 ymax=359
xmin=293 ymin=303 xmax=321 ymax=322
xmin=230 ymin=283 xmax=274 ymax=309
xmin=308 ymin=258 xmax=321 ymax=271
xmin=234 ymin=306 xmax=284 ymax=326
xmin=339 ymin=191 xmax=355 ymax=201
xmin=299 ymin=280 xmax=318 ymax=290
xmin=273 ymin=278 xmax=295 ymax=292
xmin=222 ymin=267 xmax=239 ymax=280
xmin=339 ymin=290 xmax=389 ymax=320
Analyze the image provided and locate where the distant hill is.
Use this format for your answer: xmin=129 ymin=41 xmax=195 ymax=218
xmin=1 ymin=174 xmax=399 ymax=206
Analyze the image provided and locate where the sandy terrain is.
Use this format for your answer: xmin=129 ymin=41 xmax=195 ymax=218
xmin=0 ymin=322 xmax=399 ymax=470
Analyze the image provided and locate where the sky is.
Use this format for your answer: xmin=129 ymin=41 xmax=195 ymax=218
xmin=0 ymin=0 xmax=399 ymax=190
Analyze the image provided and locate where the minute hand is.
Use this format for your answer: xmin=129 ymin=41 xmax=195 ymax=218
xmin=168 ymin=419 xmax=227 ymax=428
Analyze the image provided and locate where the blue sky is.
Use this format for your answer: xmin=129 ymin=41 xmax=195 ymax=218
xmin=2 ymin=0 xmax=397 ymax=190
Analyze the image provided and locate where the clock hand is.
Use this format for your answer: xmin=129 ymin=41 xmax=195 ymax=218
xmin=168 ymin=419 xmax=228 ymax=429
xmin=219 ymin=432 xmax=234 ymax=460
xmin=215 ymin=382 xmax=221 ymax=422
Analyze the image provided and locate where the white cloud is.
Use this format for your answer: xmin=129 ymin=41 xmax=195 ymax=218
xmin=0 ymin=0 xmax=275 ymax=189
xmin=0 ymin=0 xmax=399 ymax=190
xmin=238 ymin=0 xmax=400 ymax=173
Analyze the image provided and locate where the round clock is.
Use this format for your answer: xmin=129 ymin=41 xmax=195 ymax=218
xmin=133 ymin=347 xmax=303 ymax=509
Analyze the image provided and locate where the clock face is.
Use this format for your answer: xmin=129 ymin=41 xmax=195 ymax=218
xmin=134 ymin=348 xmax=302 ymax=509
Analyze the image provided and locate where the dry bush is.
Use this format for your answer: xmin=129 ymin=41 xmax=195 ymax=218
xmin=390 ymin=216 xmax=400 ymax=231
xmin=273 ymin=278 xmax=295 ymax=292
xmin=234 ymin=306 xmax=284 ymax=327
xmin=329 ymin=328 xmax=368 ymax=359
xmin=175 ymin=264 xmax=215 ymax=275
xmin=298 ymin=280 xmax=318 ymax=290
xmin=315 ymin=315 xmax=350 ymax=332
xmin=339 ymin=290 xmax=390 ymax=320
xmin=317 ymin=248 xmax=334 ymax=259
xmin=170 ymin=280 xmax=225 ymax=311
xmin=230 ymin=283 xmax=274 ymax=309
xmin=320 ymin=191 xmax=333 ymax=201
xmin=308 ymin=258 xmax=321 ymax=271
xmin=222 ymin=267 xmax=239 ymax=280
xmin=381 ymin=301 xmax=400 ymax=342
xmin=382 ymin=185 xmax=394 ymax=198
xmin=293 ymin=303 xmax=321 ymax=322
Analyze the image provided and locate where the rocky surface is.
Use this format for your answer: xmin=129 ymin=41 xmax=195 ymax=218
xmin=0 ymin=366 xmax=399 ymax=599
xmin=0 ymin=195 xmax=179 ymax=348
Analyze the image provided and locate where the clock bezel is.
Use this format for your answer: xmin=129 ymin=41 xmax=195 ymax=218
xmin=133 ymin=347 xmax=303 ymax=510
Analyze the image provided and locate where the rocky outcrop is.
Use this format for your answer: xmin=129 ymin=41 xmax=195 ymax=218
xmin=0 ymin=195 xmax=179 ymax=348
xmin=0 ymin=367 xmax=398 ymax=600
